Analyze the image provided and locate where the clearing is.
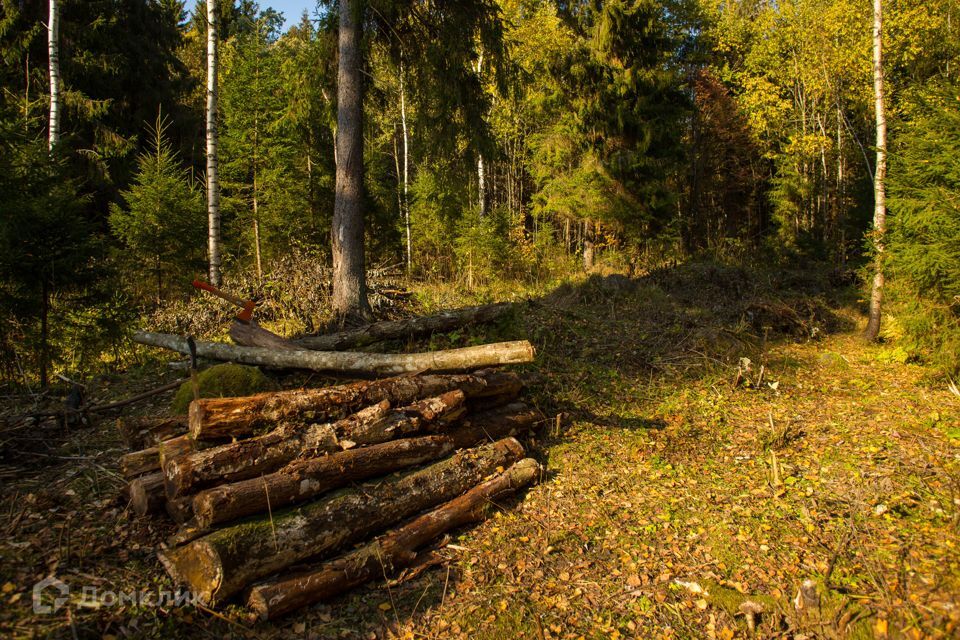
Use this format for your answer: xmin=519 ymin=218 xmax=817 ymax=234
xmin=1 ymin=262 xmax=958 ymax=639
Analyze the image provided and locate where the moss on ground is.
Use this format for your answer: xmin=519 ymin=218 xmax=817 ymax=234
xmin=170 ymin=363 xmax=275 ymax=414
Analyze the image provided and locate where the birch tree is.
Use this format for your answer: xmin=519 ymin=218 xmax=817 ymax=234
xmin=206 ymin=0 xmax=223 ymax=287
xmin=47 ymin=0 xmax=59 ymax=151
xmin=864 ymin=0 xmax=886 ymax=341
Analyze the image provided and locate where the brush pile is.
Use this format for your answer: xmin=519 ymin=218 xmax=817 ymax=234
xmin=118 ymin=369 xmax=541 ymax=621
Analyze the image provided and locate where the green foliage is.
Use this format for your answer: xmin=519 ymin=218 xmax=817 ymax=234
xmin=888 ymin=82 xmax=960 ymax=373
xmin=109 ymin=113 xmax=205 ymax=304
xmin=171 ymin=363 xmax=276 ymax=414
xmin=455 ymin=208 xmax=511 ymax=286
xmin=0 ymin=113 xmax=101 ymax=385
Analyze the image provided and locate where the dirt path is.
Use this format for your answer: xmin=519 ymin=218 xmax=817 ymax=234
xmin=2 ymin=264 xmax=958 ymax=639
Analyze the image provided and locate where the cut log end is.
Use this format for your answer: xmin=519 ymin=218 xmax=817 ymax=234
xmin=158 ymin=542 xmax=221 ymax=604
xmin=129 ymin=472 xmax=165 ymax=516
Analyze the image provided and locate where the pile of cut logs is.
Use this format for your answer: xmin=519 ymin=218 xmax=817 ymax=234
xmin=119 ymin=369 xmax=541 ymax=621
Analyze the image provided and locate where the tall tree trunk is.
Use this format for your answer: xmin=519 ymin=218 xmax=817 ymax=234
xmin=399 ymin=54 xmax=411 ymax=274
xmin=583 ymin=219 xmax=595 ymax=271
xmin=47 ymin=0 xmax=59 ymax=151
xmin=331 ymin=0 xmax=371 ymax=322
xmin=253 ymin=32 xmax=263 ymax=282
xmin=206 ymin=0 xmax=222 ymax=287
xmin=477 ymin=154 xmax=487 ymax=218
xmin=40 ymin=280 xmax=49 ymax=388
xmin=864 ymin=0 xmax=887 ymax=341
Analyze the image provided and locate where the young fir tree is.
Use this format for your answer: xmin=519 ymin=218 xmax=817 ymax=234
xmin=109 ymin=113 xmax=205 ymax=305
xmin=0 ymin=114 xmax=98 ymax=387
xmin=887 ymin=83 xmax=960 ymax=373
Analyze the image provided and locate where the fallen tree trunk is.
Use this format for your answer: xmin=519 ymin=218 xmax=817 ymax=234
xmin=191 ymin=434 xmax=456 ymax=529
xmin=188 ymin=369 xmax=520 ymax=441
xmin=117 ymin=415 xmax=188 ymax=449
xmin=229 ymin=320 xmax=297 ymax=351
xmin=133 ymin=331 xmax=534 ymax=377
xmin=165 ymin=391 xmax=465 ymax=498
xmin=247 ymin=457 xmax=540 ymax=620
xmin=158 ymin=437 xmax=525 ymax=605
xmin=190 ymin=404 xmax=537 ymax=529
xmin=294 ymin=303 xmax=514 ymax=351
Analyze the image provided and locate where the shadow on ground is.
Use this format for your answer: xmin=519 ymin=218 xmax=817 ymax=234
xmin=0 ymin=259 xmax=866 ymax=639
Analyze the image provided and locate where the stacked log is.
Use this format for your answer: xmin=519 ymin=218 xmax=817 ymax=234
xmin=117 ymin=368 xmax=541 ymax=619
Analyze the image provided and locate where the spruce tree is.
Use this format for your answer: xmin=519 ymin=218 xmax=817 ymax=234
xmin=109 ymin=113 xmax=205 ymax=305
xmin=888 ymin=83 xmax=960 ymax=373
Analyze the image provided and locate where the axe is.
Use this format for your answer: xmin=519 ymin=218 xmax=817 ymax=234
xmin=192 ymin=280 xmax=256 ymax=323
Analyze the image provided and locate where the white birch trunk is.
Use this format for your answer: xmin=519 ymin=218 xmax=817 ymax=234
xmin=47 ymin=0 xmax=60 ymax=151
xmin=206 ymin=0 xmax=222 ymax=287
xmin=865 ymin=0 xmax=886 ymax=341
xmin=478 ymin=154 xmax=487 ymax=218
xmin=400 ymin=55 xmax=411 ymax=273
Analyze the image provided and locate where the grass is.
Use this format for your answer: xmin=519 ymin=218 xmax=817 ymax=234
xmin=1 ymin=260 xmax=959 ymax=639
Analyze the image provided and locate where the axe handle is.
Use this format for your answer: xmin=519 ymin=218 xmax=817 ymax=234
xmin=192 ymin=280 xmax=248 ymax=309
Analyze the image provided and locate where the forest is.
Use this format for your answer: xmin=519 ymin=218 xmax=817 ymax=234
xmin=1 ymin=0 xmax=960 ymax=638
xmin=0 ymin=0 xmax=956 ymax=385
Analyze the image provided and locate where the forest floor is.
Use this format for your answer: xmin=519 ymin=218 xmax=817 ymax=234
xmin=1 ymin=261 xmax=959 ymax=639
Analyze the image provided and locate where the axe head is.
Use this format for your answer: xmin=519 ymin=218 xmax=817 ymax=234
xmin=236 ymin=300 xmax=255 ymax=323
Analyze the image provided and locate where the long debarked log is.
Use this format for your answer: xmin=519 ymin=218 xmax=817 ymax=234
xmin=294 ymin=303 xmax=514 ymax=351
xmin=165 ymin=391 xmax=465 ymax=498
xmin=133 ymin=331 xmax=533 ymax=376
xmin=158 ymin=438 xmax=525 ymax=605
xmin=188 ymin=369 xmax=521 ymax=441
xmin=247 ymin=457 xmax=540 ymax=620
xmin=190 ymin=404 xmax=538 ymax=529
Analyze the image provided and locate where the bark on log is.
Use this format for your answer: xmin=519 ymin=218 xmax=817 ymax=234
xmin=120 ymin=446 xmax=160 ymax=479
xmin=229 ymin=320 xmax=297 ymax=351
xmin=129 ymin=471 xmax=166 ymax=516
xmin=188 ymin=369 xmax=521 ymax=441
xmin=191 ymin=434 xmax=456 ymax=529
xmin=118 ymin=415 xmax=188 ymax=449
xmin=166 ymin=391 xmax=465 ymax=498
xmin=247 ymin=457 xmax=539 ymax=620
xmin=133 ymin=331 xmax=534 ymax=376
xmin=294 ymin=303 xmax=514 ymax=351
xmin=187 ymin=402 xmax=535 ymax=530
xmin=186 ymin=402 xmax=536 ymax=530
xmin=158 ymin=437 xmax=525 ymax=605
xmin=447 ymin=403 xmax=539 ymax=449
